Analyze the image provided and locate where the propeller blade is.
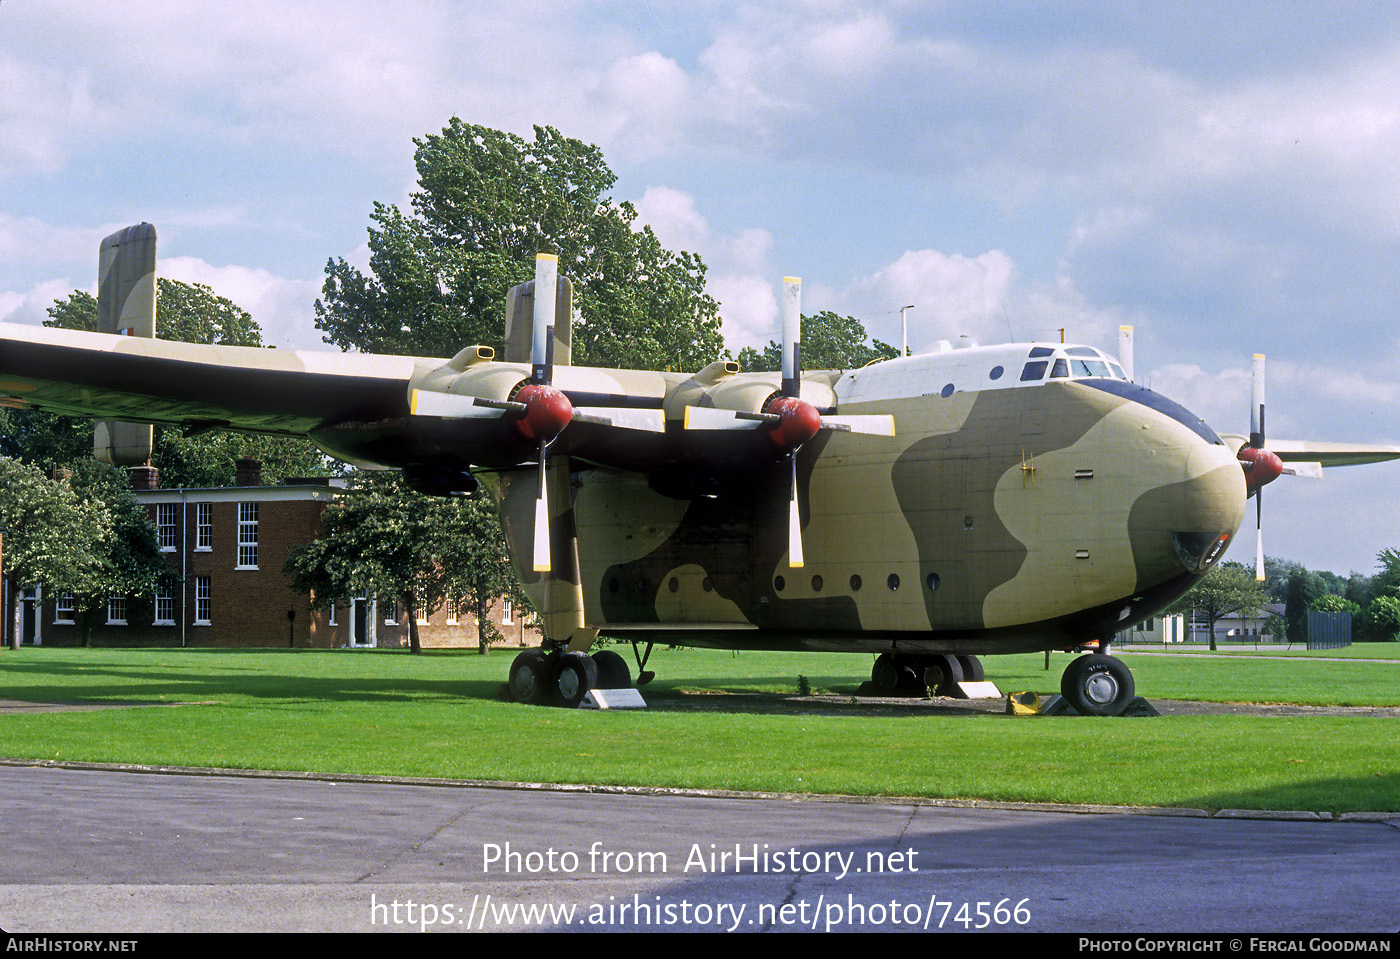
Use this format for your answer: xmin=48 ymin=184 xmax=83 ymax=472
xmin=818 ymin=413 xmax=896 ymax=436
xmin=781 ymin=276 xmax=801 ymax=398
xmin=531 ymin=253 xmax=558 ymax=386
xmin=1250 ymin=353 xmax=1265 ymax=449
xmin=572 ymin=408 xmax=666 ymax=432
xmin=1255 ymin=491 xmax=1265 ymax=581
xmin=410 ymin=389 xmax=524 ymax=419
xmin=1281 ymin=461 xmax=1324 ymax=479
xmin=532 ymin=440 xmax=551 ymax=573
xmin=682 ymin=406 xmax=774 ymax=431
xmin=787 ymin=455 xmax=804 ymax=568
xmin=683 ymin=405 xmax=895 ymax=438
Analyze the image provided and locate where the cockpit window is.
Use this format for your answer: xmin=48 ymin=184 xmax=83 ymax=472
xmin=1050 ymin=358 xmax=1069 ymax=378
xmin=1072 ymin=359 xmax=1111 ymax=378
xmin=1020 ymin=360 xmax=1048 ymax=381
xmin=1065 ymin=346 xmax=1101 ymax=358
xmin=1028 ymin=346 xmax=1055 ymax=358
xmin=1108 ymin=362 xmax=1127 ymax=380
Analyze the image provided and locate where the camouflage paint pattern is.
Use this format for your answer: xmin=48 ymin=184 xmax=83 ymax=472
xmin=491 ymin=363 xmax=1245 ymax=655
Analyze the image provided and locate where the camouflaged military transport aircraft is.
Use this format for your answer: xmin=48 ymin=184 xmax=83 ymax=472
xmin=4 ymin=225 xmax=1397 ymax=715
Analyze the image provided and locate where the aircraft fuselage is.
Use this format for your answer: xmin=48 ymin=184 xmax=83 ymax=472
xmin=491 ymin=342 xmax=1247 ymax=654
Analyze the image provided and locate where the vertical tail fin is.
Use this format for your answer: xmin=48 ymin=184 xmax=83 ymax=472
xmin=93 ymin=223 xmax=157 ymax=466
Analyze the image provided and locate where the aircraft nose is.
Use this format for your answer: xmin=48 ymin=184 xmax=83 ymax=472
xmin=1125 ymin=411 xmax=1247 ymax=585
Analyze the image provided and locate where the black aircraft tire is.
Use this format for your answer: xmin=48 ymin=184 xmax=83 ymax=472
xmin=1061 ymin=654 xmax=1135 ymax=716
xmin=553 ymin=651 xmax=599 ymax=708
xmin=920 ymin=662 xmax=945 ymax=692
xmin=592 ymin=649 xmax=631 ymax=689
xmin=929 ymin=654 xmax=965 ymax=696
xmin=871 ymin=654 xmax=901 ymax=693
xmin=509 ymin=649 xmax=553 ymax=705
xmin=956 ymin=655 xmax=985 ymax=683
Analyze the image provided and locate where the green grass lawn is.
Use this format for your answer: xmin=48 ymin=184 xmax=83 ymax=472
xmin=1 ymin=645 xmax=1396 ymax=813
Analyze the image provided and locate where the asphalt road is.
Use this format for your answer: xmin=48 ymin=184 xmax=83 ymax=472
xmin=0 ymin=762 xmax=1395 ymax=934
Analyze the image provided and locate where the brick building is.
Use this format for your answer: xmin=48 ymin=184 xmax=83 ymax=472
xmin=18 ymin=464 xmax=537 ymax=650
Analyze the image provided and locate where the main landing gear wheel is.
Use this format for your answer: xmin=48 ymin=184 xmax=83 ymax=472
xmin=1060 ymin=653 xmax=1135 ymax=716
xmin=553 ymin=651 xmax=598 ymax=708
xmin=921 ymin=654 xmax=964 ymax=697
xmin=509 ymin=649 xmax=553 ymax=705
xmin=871 ymin=654 xmax=908 ymax=693
xmin=591 ymin=649 xmax=631 ymax=690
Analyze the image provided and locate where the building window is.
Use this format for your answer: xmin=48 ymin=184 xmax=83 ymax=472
xmin=237 ymin=502 xmax=258 ymax=568
xmin=445 ymin=598 xmax=459 ymax=626
xmin=194 ymin=576 xmax=211 ymax=625
xmin=157 ymin=503 xmax=177 ymax=551
xmin=415 ymin=597 xmax=429 ymax=625
xmin=154 ymin=591 xmax=174 ymax=625
xmin=107 ymin=594 xmax=127 ymax=626
xmin=196 ymin=502 xmax=212 ymax=551
xmin=383 ymin=599 xmax=398 ymax=626
xmin=55 ymin=594 xmax=75 ymax=625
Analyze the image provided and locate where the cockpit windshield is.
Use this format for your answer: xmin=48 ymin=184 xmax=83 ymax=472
xmin=1020 ymin=347 xmax=1128 ymax=383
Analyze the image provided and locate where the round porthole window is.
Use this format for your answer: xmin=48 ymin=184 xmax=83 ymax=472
xmin=774 ymin=575 xmax=786 ymax=592
xmin=926 ymin=572 xmax=941 ymax=591
xmin=940 ymin=383 xmax=955 ymax=398
xmin=990 ymin=366 xmax=1004 ymax=380
xmin=887 ymin=573 xmax=900 ymax=591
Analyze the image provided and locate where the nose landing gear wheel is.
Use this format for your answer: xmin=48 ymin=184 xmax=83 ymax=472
xmin=1060 ymin=654 xmax=1135 ymax=716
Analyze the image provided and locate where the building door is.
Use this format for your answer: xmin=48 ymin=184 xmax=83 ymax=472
xmin=21 ymin=586 xmax=40 ymax=646
xmin=350 ymin=593 xmax=373 ymax=648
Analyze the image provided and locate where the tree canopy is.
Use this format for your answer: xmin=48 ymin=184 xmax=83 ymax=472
xmin=736 ymin=311 xmax=899 ymax=372
xmin=282 ymin=471 xmax=525 ymax=654
xmin=316 ymin=121 xmax=724 ymax=370
xmin=0 ymin=458 xmax=175 ymax=645
xmin=1167 ymin=560 xmax=1272 ymax=650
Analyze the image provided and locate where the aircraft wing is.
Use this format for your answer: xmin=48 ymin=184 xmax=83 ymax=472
xmin=0 ymin=321 xmax=422 ymax=437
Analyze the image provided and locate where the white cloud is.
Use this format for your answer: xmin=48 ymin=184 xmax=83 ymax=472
xmin=161 ymin=256 xmax=324 ymax=351
xmin=633 ymin=186 xmax=710 ymax=251
xmin=0 ymin=278 xmax=83 ymax=327
xmin=848 ymin=249 xmax=1015 ymax=350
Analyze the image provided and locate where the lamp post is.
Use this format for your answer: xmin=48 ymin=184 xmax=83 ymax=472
xmin=899 ymin=304 xmax=915 ymax=356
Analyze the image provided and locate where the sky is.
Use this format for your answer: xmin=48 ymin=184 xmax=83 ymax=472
xmin=3 ymin=1 xmax=1400 ymax=576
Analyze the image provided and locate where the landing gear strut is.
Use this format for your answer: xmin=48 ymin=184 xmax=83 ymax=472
xmin=508 ymin=646 xmax=637 ymax=707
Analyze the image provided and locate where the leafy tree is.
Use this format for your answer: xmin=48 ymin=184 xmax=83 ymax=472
xmin=282 ymin=472 xmax=525 ymax=654
xmin=1167 ymin=561 xmax=1272 ymax=650
xmin=1360 ymin=594 xmax=1400 ymax=642
xmin=45 ymin=280 xmax=263 ymax=345
xmin=736 ymin=311 xmax=899 ymax=372
xmin=0 ymin=458 xmax=174 ymax=646
xmin=1309 ymin=594 xmax=1361 ymax=615
xmin=1282 ymin=566 xmax=1324 ymax=643
xmin=316 ymin=120 xmax=724 ymax=370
